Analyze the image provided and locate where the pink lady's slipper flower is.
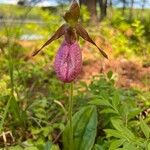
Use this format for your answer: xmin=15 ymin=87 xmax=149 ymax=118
xmin=54 ymin=40 xmax=82 ymax=82
xmin=32 ymin=0 xmax=108 ymax=83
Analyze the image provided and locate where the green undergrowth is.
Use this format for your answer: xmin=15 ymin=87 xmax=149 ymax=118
xmin=0 ymin=4 xmax=150 ymax=150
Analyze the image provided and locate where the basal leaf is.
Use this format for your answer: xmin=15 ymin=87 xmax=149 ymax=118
xmin=63 ymin=105 xmax=97 ymax=150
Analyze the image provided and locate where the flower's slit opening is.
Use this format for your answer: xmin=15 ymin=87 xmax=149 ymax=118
xmin=54 ymin=41 xmax=82 ymax=83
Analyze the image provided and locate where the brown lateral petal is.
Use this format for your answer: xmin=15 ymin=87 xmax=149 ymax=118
xmin=32 ymin=24 xmax=67 ymax=56
xmin=75 ymin=23 xmax=108 ymax=59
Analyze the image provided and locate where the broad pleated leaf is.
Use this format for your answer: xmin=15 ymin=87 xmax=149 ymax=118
xmin=63 ymin=105 xmax=98 ymax=150
xmin=75 ymin=23 xmax=108 ymax=59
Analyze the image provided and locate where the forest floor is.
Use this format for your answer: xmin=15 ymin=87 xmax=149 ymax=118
xmin=79 ymin=39 xmax=150 ymax=91
xmin=19 ymin=38 xmax=150 ymax=91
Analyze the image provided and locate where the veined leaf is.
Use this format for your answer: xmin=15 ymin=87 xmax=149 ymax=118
xmin=93 ymin=144 xmax=104 ymax=150
xmin=123 ymin=143 xmax=137 ymax=150
xmin=111 ymin=118 xmax=123 ymax=131
xmin=100 ymin=108 xmax=119 ymax=114
xmin=112 ymin=91 xmax=120 ymax=109
xmin=89 ymin=98 xmax=111 ymax=106
xmin=63 ymin=105 xmax=98 ymax=150
xmin=148 ymin=143 xmax=150 ymax=150
xmin=104 ymin=129 xmax=124 ymax=139
xmin=140 ymin=119 xmax=150 ymax=139
xmin=121 ymin=127 xmax=135 ymax=140
xmin=109 ymin=139 xmax=126 ymax=150
xmin=24 ymin=147 xmax=38 ymax=150
xmin=128 ymin=108 xmax=141 ymax=120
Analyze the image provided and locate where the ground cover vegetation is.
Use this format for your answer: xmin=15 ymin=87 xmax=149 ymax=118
xmin=0 ymin=0 xmax=150 ymax=149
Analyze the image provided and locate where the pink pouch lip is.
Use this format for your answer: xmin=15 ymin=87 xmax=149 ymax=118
xmin=54 ymin=40 xmax=82 ymax=83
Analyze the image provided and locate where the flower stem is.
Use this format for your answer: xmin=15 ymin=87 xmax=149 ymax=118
xmin=69 ymin=82 xmax=74 ymax=150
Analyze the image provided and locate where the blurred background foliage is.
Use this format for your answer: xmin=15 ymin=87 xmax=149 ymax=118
xmin=0 ymin=0 xmax=150 ymax=149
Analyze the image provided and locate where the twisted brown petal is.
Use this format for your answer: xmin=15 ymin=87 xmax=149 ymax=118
xmin=32 ymin=24 xmax=67 ymax=56
xmin=75 ymin=23 xmax=108 ymax=59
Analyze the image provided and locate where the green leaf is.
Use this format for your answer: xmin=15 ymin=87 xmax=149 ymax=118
xmin=100 ymin=108 xmax=118 ymax=114
xmin=104 ymin=129 xmax=123 ymax=139
xmin=123 ymin=143 xmax=137 ymax=150
xmin=44 ymin=141 xmax=52 ymax=150
xmin=93 ymin=144 xmax=104 ymax=150
xmin=128 ymin=108 xmax=141 ymax=120
xmin=89 ymin=98 xmax=111 ymax=106
xmin=9 ymin=145 xmax=24 ymax=150
xmin=140 ymin=119 xmax=150 ymax=139
xmin=111 ymin=118 xmax=123 ymax=131
xmin=63 ymin=106 xmax=98 ymax=150
xmin=109 ymin=139 xmax=125 ymax=150
xmin=24 ymin=147 xmax=38 ymax=150
xmin=148 ymin=143 xmax=150 ymax=150
xmin=121 ymin=128 xmax=135 ymax=140
xmin=9 ymin=96 xmax=26 ymax=125
xmin=107 ymin=71 xmax=113 ymax=79
xmin=112 ymin=91 xmax=120 ymax=108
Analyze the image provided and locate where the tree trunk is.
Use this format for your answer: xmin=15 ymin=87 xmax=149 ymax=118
xmin=122 ymin=0 xmax=126 ymax=15
xmin=109 ymin=0 xmax=112 ymax=8
xmin=141 ymin=0 xmax=146 ymax=18
xmin=129 ymin=0 xmax=134 ymax=20
xmin=99 ymin=0 xmax=107 ymax=21
xmin=85 ymin=0 xmax=98 ymax=23
xmin=109 ymin=0 xmax=113 ymax=18
xmin=79 ymin=0 xmax=86 ymax=6
xmin=142 ymin=0 xmax=146 ymax=11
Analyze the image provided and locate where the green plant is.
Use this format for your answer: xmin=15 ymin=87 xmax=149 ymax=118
xmin=85 ymin=72 xmax=150 ymax=150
